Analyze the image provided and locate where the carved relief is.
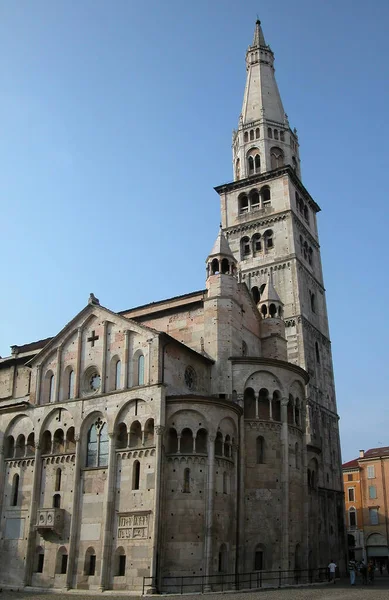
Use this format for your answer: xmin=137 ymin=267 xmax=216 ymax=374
xmin=117 ymin=512 xmax=150 ymax=541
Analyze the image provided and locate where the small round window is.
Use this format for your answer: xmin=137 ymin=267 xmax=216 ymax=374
xmin=184 ymin=366 xmax=197 ymax=391
xmin=83 ymin=366 xmax=101 ymax=396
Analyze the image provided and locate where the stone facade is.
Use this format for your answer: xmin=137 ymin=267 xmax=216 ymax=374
xmin=0 ymin=20 xmax=345 ymax=592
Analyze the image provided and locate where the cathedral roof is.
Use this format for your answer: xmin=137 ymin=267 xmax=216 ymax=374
xmin=208 ymin=227 xmax=235 ymax=259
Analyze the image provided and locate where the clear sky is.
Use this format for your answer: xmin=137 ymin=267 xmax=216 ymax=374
xmin=1 ymin=1 xmax=388 ymax=462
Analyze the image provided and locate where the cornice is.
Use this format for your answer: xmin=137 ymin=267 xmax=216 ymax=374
xmin=225 ymin=212 xmax=287 ymax=235
xmin=214 ymin=166 xmax=321 ymax=213
xmin=228 ymin=356 xmax=309 ymax=383
xmin=240 ymin=261 xmax=291 ymax=280
xmin=166 ymin=395 xmax=243 ymax=416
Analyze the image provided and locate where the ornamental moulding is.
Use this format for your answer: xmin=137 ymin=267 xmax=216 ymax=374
xmin=241 ymin=262 xmax=291 ymax=280
xmin=246 ymin=420 xmax=282 ymax=432
xmin=225 ymin=214 xmax=286 ymax=235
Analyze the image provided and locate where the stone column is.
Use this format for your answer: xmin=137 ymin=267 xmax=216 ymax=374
xmin=269 ymin=395 xmax=273 ymax=420
xmin=0 ymin=446 xmax=7 ymax=531
xmin=302 ymin=405 xmax=309 ymax=570
xmin=74 ymin=328 xmax=82 ymax=398
xmin=101 ymin=321 xmax=108 ymax=394
xmin=148 ymin=425 xmax=165 ymax=593
xmin=204 ymin=435 xmax=216 ymax=588
xmin=35 ymin=365 xmax=42 ymax=405
xmin=177 ymin=435 xmax=181 ymax=453
xmin=280 ymin=398 xmax=289 ymax=573
xmin=24 ymin=443 xmax=42 ymax=585
xmin=124 ymin=330 xmax=130 ymax=388
xmin=255 ymin=394 xmax=259 ymax=419
xmin=66 ymin=435 xmax=81 ymax=589
xmin=54 ymin=346 xmax=62 ymax=403
xmin=99 ymin=433 xmax=116 ymax=591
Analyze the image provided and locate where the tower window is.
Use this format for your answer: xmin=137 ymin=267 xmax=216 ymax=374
xmin=250 ymin=190 xmax=260 ymax=210
xmin=264 ymin=229 xmax=273 ymax=249
xmin=244 ymin=131 xmax=248 ymax=142
xmin=132 ymin=460 xmax=140 ymax=490
xmin=274 ymin=129 xmax=279 ymax=140
xmin=248 ymin=156 xmax=254 ymax=174
xmin=254 ymin=154 xmax=260 ymax=173
xmin=270 ymin=147 xmax=284 ymax=169
xmin=55 ymin=468 xmax=62 ymax=491
xmin=11 ymin=474 xmax=19 ymax=506
xmin=256 ymin=436 xmax=265 ymax=464
xmin=250 ymin=129 xmax=254 ymax=141
xmin=255 ymin=127 xmax=260 ymax=139
xmin=262 ymin=186 xmax=271 ymax=205
xmin=310 ymin=291 xmax=316 ymax=313
xmin=68 ymin=370 xmax=75 ymax=399
xmin=315 ymin=342 xmax=320 ymax=364
xmin=238 ymin=194 xmax=249 ymax=214
xmin=53 ymin=494 xmax=61 ymax=508
xmin=267 ymin=127 xmax=273 ymax=139
xmin=280 ymin=131 xmax=285 ymax=141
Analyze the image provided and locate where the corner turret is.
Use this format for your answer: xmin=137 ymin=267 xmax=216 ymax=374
xmin=259 ymin=272 xmax=287 ymax=360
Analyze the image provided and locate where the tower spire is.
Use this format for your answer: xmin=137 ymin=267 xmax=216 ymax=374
xmin=252 ymin=19 xmax=267 ymax=48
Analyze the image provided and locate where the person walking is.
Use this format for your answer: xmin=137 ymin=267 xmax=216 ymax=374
xmin=367 ymin=560 xmax=375 ymax=584
xmin=360 ymin=560 xmax=367 ymax=585
xmin=328 ymin=559 xmax=337 ymax=584
xmin=349 ymin=559 xmax=357 ymax=585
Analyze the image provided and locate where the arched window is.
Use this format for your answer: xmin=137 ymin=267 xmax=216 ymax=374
xmin=221 ymin=258 xmax=230 ymax=274
xmin=215 ymin=432 xmax=223 ymax=456
xmin=304 ymin=206 xmax=309 ymax=223
xmin=86 ymin=421 xmax=109 ymax=467
xmin=238 ymin=194 xmax=249 ymax=214
xmin=274 ymin=129 xmax=279 ymax=140
xmin=255 ymin=127 xmax=260 ymax=139
xmin=180 ymin=428 xmax=194 ymax=453
xmin=264 ymin=229 xmax=273 ymax=249
xmin=55 ymin=468 xmax=62 ymax=491
xmin=315 ymin=342 xmax=320 ymax=364
xmin=144 ymin=419 xmax=154 ymax=446
xmin=287 ymin=396 xmax=294 ymax=424
xmin=250 ymin=129 xmax=254 ymax=141
xmin=41 ymin=431 xmax=52 ymax=454
xmin=256 ymin=436 xmax=265 ymax=464
xmin=46 ymin=372 xmax=55 ymax=403
xmin=5 ymin=435 xmax=15 ymax=458
xmin=258 ymin=388 xmax=269 ymax=419
xmin=138 ymin=355 xmax=145 ymax=385
xmin=254 ymin=154 xmax=261 ymax=173
xmin=115 ymin=360 xmax=121 ymax=390
xmin=250 ymin=190 xmax=260 ymax=210
xmin=84 ymin=547 xmax=96 ymax=576
xmin=261 ymin=304 xmax=267 ymax=318
xmin=272 ymin=391 xmax=281 ymax=421
xmin=310 ymin=291 xmax=316 ymax=313
xmin=349 ymin=507 xmax=357 ymax=528
xmin=270 ymin=147 xmax=284 ymax=169
xmin=252 ymin=286 xmax=260 ymax=304
xmin=248 ymin=156 xmax=254 ymax=174
xmin=269 ymin=303 xmax=277 ymax=318
xmin=167 ymin=428 xmax=178 ymax=454
xmin=116 ymin=548 xmax=126 ymax=576
xmin=254 ymin=545 xmax=264 ymax=571
xmin=223 ymin=471 xmax=228 ymax=494
xmin=35 ymin=547 xmax=44 ymax=573
xmin=280 ymin=131 xmax=285 ymax=141
xmin=267 ymin=127 xmax=273 ymax=139
xmin=211 ymin=258 xmax=220 ymax=274
xmin=56 ymin=547 xmax=68 ymax=574
xmin=183 ymin=468 xmax=190 ymax=493
xmin=244 ymin=131 xmax=248 ymax=142
xmin=241 ymin=236 xmax=250 ymax=260
xmin=224 ymin=435 xmax=231 ymax=457
xmin=295 ymin=400 xmax=300 ymax=426
xmin=68 ymin=370 xmax=75 ymax=399
xmin=53 ymin=429 xmax=65 ymax=454
xmin=53 ymin=494 xmax=61 ymax=508
xmin=15 ymin=434 xmax=25 ymax=458
xmin=26 ymin=433 xmax=35 ymax=456
xmin=196 ymin=429 xmax=208 ymax=454
xmin=129 ymin=420 xmax=142 ymax=448
xmin=252 ymin=233 xmax=261 ymax=255
xmin=132 ymin=460 xmax=140 ymax=490
xmin=262 ymin=186 xmax=271 ymax=205
xmin=308 ymin=247 xmax=313 ymax=265
xmin=218 ymin=544 xmax=228 ymax=573
xmin=66 ymin=427 xmax=76 ymax=452
xmin=11 ymin=474 xmax=19 ymax=506
xmin=292 ymin=156 xmax=297 ymax=171
xmin=244 ymin=387 xmax=256 ymax=419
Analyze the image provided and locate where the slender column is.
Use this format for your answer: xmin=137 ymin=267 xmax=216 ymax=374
xmin=141 ymin=429 xmax=145 ymax=446
xmin=74 ymin=328 xmax=82 ymax=398
xmin=269 ymin=396 xmax=273 ymax=420
xmin=54 ymin=346 xmax=62 ymax=403
xmin=280 ymin=398 xmax=289 ymax=573
xmin=0 ymin=446 xmax=7 ymax=533
xmin=124 ymin=330 xmax=130 ymax=388
xmin=193 ymin=434 xmax=197 ymax=454
xmin=255 ymin=394 xmax=259 ymax=419
xmin=148 ymin=425 xmax=165 ymax=593
xmin=99 ymin=433 xmax=116 ymax=590
xmin=35 ymin=365 xmax=42 ymax=405
xmin=24 ymin=443 xmax=42 ymax=585
xmin=100 ymin=321 xmax=108 ymax=394
xmin=204 ymin=435 xmax=216 ymax=588
xmin=66 ymin=436 xmax=81 ymax=589
xmin=177 ymin=436 xmax=181 ymax=453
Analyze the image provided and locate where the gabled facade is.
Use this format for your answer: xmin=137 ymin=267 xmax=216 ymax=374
xmin=0 ymin=20 xmax=344 ymax=592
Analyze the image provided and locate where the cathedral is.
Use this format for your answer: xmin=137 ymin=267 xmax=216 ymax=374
xmin=0 ymin=21 xmax=345 ymax=592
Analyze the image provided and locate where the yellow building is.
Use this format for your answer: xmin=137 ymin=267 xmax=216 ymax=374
xmin=343 ymin=447 xmax=389 ymax=566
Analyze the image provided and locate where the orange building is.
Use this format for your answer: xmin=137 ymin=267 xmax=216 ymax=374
xmin=343 ymin=447 xmax=389 ymax=566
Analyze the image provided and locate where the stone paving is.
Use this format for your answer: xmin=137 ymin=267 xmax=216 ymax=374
xmin=1 ymin=579 xmax=389 ymax=600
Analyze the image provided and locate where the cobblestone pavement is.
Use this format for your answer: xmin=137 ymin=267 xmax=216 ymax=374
xmin=1 ymin=579 xmax=389 ymax=600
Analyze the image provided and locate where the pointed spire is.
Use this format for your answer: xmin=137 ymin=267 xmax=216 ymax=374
xmin=208 ymin=226 xmax=234 ymax=259
xmin=260 ymin=271 xmax=282 ymax=304
xmin=252 ymin=19 xmax=266 ymax=48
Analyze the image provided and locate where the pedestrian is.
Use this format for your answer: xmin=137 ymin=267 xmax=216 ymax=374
xmin=360 ymin=560 xmax=367 ymax=585
xmin=367 ymin=560 xmax=374 ymax=584
xmin=328 ymin=559 xmax=337 ymax=584
xmin=349 ymin=558 xmax=357 ymax=585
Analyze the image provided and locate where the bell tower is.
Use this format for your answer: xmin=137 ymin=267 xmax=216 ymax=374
xmin=214 ymin=19 xmax=344 ymax=567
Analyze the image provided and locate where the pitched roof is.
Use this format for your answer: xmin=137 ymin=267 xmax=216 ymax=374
xmin=342 ymin=459 xmax=359 ymax=469
xmin=208 ymin=227 xmax=235 ymax=259
xmin=260 ymin=272 xmax=282 ymax=304
xmin=364 ymin=446 xmax=389 ymax=459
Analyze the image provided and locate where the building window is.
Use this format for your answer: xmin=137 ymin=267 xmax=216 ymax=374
xmin=248 ymin=155 xmax=254 ymax=174
xmin=183 ymin=468 xmax=190 ymax=493
xmin=239 ymin=193 xmax=249 ymax=214
xmin=244 ymin=131 xmax=248 ymax=142
xmin=53 ymin=494 xmax=61 ymax=508
xmin=255 ymin=127 xmax=260 ymax=139
xmin=270 ymin=147 xmax=284 ymax=169
xmin=369 ymin=485 xmax=377 ymax=499
xmin=349 ymin=507 xmax=357 ymax=528
xmin=256 ymin=436 xmax=265 ymax=464
xmin=86 ymin=420 xmax=109 ymax=467
xmin=132 ymin=460 xmax=140 ymax=490
xmin=267 ymin=127 xmax=272 ymax=139
xmin=61 ymin=554 xmax=68 ymax=575
xmin=115 ymin=360 xmax=121 ymax=390
xmin=309 ymin=291 xmax=316 ymax=313
xmin=250 ymin=129 xmax=254 ymax=141
xmin=36 ymin=550 xmax=44 ymax=573
xmin=118 ymin=554 xmax=126 ymax=576
xmin=11 ymin=474 xmax=19 ymax=506
xmin=223 ymin=471 xmax=228 ymax=494
xmin=89 ymin=555 xmax=96 ymax=576
xmin=55 ymin=468 xmax=62 ymax=492
xmin=68 ymin=370 xmax=75 ymax=399
xmin=369 ymin=508 xmax=379 ymax=525
xmin=138 ymin=355 xmax=145 ymax=385
xmin=347 ymin=474 xmax=353 ymax=481
xmin=315 ymin=342 xmax=320 ymax=364
xmin=254 ymin=548 xmax=264 ymax=571
xmin=262 ymin=186 xmax=271 ymax=205
xmin=367 ymin=465 xmax=375 ymax=479
xmin=348 ymin=488 xmax=355 ymax=502
xmin=264 ymin=229 xmax=273 ymax=249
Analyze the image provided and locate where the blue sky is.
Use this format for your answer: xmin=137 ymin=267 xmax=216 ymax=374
xmin=1 ymin=1 xmax=388 ymax=461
